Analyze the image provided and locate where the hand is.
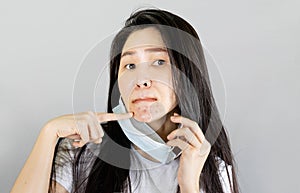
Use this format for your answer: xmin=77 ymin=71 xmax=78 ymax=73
xmin=166 ymin=113 xmax=211 ymax=192
xmin=44 ymin=111 xmax=133 ymax=147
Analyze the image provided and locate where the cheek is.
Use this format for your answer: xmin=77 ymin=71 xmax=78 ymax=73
xmin=129 ymin=101 xmax=168 ymax=123
xmin=129 ymin=104 xmax=154 ymax=122
xmin=118 ymin=73 xmax=136 ymax=103
xmin=165 ymin=89 xmax=177 ymax=109
xmin=171 ymin=91 xmax=177 ymax=105
xmin=158 ymin=82 xmax=176 ymax=104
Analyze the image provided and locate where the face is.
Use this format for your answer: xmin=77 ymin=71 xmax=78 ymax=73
xmin=118 ymin=27 xmax=177 ymax=127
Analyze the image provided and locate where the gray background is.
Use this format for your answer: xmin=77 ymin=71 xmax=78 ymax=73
xmin=1 ymin=0 xmax=299 ymax=193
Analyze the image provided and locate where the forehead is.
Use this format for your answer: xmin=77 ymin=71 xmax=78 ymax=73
xmin=122 ymin=27 xmax=166 ymax=53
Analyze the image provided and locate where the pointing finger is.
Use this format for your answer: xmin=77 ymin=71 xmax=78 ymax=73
xmin=96 ymin=112 xmax=133 ymax=123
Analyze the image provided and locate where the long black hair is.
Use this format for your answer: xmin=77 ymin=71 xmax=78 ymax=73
xmin=50 ymin=8 xmax=239 ymax=193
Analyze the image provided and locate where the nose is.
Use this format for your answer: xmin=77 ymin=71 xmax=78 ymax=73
xmin=136 ymin=80 xmax=152 ymax=88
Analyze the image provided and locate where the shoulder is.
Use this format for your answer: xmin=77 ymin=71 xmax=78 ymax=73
xmin=52 ymin=138 xmax=77 ymax=193
xmin=215 ymin=157 xmax=232 ymax=172
xmin=57 ymin=138 xmax=76 ymax=150
xmin=55 ymin=138 xmax=79 ymax=161
xmin=215 ymin=157 xmax=233 ymax=193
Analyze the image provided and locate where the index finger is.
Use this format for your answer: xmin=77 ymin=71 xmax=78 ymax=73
xmin=96 ymin=112 xmax=133 ymax=123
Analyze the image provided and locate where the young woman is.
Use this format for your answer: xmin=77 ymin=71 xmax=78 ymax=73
xmin=11 ymin=8 xmax=239 ymax=193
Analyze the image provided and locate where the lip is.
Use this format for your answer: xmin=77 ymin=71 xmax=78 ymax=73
xmin=132 ymin=97 xmax=157 ymax=103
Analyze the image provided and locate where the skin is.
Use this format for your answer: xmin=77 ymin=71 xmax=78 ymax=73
xmin=119 ymin=27 xmax=211 ymax=193
xmin=118 ymin=27 xmax=177 ymax=130
xmin=11 ymin=27 xmax=211 ymax=193
xmin=11 ymin=112 xmax=132 ymax=193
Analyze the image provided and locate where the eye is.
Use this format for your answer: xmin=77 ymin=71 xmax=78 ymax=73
xmin=153 ymin=59 xmax=166 ymax=66
xmin=125 ymin=63 xmax=136 ymax=70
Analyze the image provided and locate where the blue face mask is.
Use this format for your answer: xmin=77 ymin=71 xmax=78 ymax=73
xmin=112 ymin=98 xmax=181 ymax=164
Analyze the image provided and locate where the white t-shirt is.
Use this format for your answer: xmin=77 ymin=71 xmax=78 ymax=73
xmin=53 ymin=139 xmax=233 ymax=193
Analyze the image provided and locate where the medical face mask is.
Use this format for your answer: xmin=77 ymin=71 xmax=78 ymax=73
xmin=112 ymin=98 xmax=182 ymax=164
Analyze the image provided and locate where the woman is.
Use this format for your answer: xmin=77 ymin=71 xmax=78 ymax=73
xmin=11 ymin=8 xmax=239 ymax=193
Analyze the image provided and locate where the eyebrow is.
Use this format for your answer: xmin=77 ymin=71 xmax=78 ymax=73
xmin=121 ymin=47 xmax=168 ymax=58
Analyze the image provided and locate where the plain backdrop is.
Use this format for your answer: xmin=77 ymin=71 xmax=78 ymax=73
xmin=1 ymin=0 xmax=299 ymax=193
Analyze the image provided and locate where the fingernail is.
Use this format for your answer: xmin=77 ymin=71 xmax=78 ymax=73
xmin=128 ymin=112 xmax=133 ymax=117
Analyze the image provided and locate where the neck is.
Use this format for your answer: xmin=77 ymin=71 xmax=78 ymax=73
xmin=148 ymin=110 xmax=178 ymax=142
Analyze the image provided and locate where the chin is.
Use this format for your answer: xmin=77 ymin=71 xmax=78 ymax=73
xmin=131 ymin=111 xmax=150 ymax=122
xmin=131 ymin=101 xmax=166 ymax=116
xmin=133 ymin=110 xmax=167 ymax=129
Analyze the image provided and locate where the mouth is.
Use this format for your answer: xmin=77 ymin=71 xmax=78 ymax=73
xmin=132 ymin=97 xmax=157 ymax=104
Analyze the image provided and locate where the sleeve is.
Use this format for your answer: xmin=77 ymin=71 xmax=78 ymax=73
xmin=217 ymin=158 xmax=233 ymax=193
xmin=52 ymin=138 xmax=77 ymax=193
xmin=199 ymin=157 xmax=233 ymax=193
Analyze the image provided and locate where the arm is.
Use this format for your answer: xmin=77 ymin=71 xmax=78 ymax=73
xmin=11 ymin=126 xmax=58 ymax=193
xmin=11 ymin=111 xmax=133 ymax=193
